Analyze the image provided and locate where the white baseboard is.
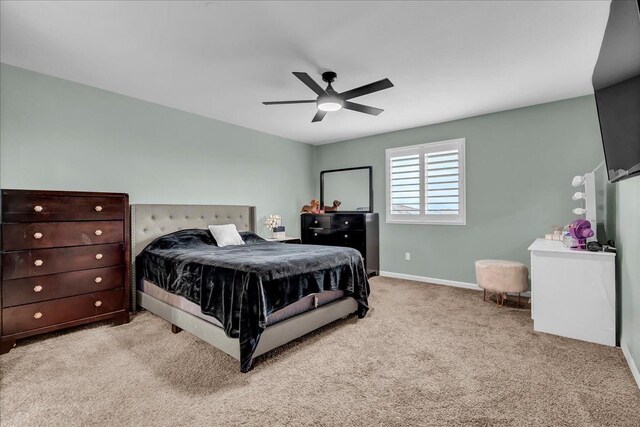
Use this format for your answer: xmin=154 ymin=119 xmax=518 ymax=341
xmin=380 ymin=271 xmax=480 ymax=290
xmin=621 ymin=340 xmax=640 ymax=390
xmin=379 ymin=270 xmax=531 ymax=298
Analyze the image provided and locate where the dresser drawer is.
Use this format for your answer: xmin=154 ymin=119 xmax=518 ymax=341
xmin=335 ymin=230 xmax=365 ymax=249
xmin=332 ymin=215 xmax=365 ymax=230
xmin=2 ymin=289 xmax=124 ymax=336
xmin=302 ymin=228 xmax=334 ymax=244
xmin=2 ymin=243 xmax=123 ymax=280
xmin=2 ymin=193 xmax=124 ymax=222
xmin=301 ymin=214 xmax=331 ymax=229
xmin=2 ymin=266 xmax=124 ymax=307
xmin=2 ymin=221 xmax=124 ymax=250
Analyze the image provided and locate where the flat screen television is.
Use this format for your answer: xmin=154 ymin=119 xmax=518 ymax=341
xmin=592 ymin=0 xmax=640 ymax=182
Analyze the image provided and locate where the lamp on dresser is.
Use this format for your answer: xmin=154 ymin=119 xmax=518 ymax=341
xmin=0 ymin=189 xmax=130 ymax=354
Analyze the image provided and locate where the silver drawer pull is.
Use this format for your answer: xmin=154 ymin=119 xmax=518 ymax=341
xmin=34 ymin=259 xmax=44 ymax=267
xmin=95 ymin=301 xmax=102 ymax=307
xmin=314 ymin=220 xmax=318 ymax=224
xmin=95 ymin=253 xmax=103 ymax=260
xmin=345 ymin=221 xmax=349 ymax=225
xmin=314 ymin=233 xmax=318 ymax=237
xmin=33 ymin=312 xmax=43 ymax=319
xmin=344 ymin=234 xmax=349 ymax=238
xmin=33 ymin=285 xmax=43 ymax=293
xmin=34 ymin=205 xmax=43 ymax=212
xmin=33 ymin=232 xmax=43 ymax=239
xmin=95 ymin=276 xmax=102 ymax=283
xmin=95 ymin=205 xmax=103 ymax=212
xmin=95 ymin=229 xmax=103 ymax=236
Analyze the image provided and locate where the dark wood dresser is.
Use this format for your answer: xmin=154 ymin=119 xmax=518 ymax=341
xmin=301 ymin=213 xmax=379 ymax=276
xmin=1 ymin=189 xmax=130 ymax=354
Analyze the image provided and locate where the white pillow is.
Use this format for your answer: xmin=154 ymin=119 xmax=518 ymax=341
xmin=208 ymin=224 xmax=245 ymax=247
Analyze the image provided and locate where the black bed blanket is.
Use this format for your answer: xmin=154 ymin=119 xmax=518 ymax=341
xmin=136 ymin=229 xmax=369 ymax=372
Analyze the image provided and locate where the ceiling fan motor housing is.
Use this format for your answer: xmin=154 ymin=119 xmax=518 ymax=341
xmin=321 ymin=71 xmax=337 ymax=83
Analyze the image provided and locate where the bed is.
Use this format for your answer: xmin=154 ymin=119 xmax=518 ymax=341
xmin=131 ymin=204 xmax=369 ymax=371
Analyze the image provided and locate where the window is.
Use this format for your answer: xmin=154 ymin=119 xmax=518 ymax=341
xmin=386 ymin=138 xmax=466 ymax=225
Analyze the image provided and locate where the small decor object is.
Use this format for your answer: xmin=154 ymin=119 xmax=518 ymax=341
xmin=562 ymin=219 xmax=594 ymax=250
xmin=300 ymin=199 xmax=320 ymax=214
xmin=323 ymin=200 xmax=342 ymax=212
xmin=545 ymin=226 xmax=563 ymax=241
xmin=265 ymin=215 xmax=285 ymax=239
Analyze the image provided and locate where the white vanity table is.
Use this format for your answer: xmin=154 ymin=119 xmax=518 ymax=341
xmin=528 ymin=238 xmax=616 ymax=346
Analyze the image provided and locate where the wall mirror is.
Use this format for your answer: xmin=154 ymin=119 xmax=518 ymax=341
xmin=320 ymin=166 xmax=373 ymax=213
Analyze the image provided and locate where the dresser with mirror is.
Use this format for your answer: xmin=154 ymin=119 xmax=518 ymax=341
xmin=301 ymin=166 xmax=379 ymax=276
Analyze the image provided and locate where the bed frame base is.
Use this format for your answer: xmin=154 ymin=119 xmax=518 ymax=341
xmin=137 ymin=291 xmax=358 ymax=361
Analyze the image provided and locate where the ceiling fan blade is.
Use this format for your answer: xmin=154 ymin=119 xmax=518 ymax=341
xmin=312 ymin=110 xmax=327 ymax=123
xmin=293 ymin=72 xmax=327 ymax=96
xmin=343 ymin=101 xmax=383 ymax=116
xmin=262 ymin=100 xmax=316 ymax=105
xmin=339 ymin=78 xmax=394 ymax=100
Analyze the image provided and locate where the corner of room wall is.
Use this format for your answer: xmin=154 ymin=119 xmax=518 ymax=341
xmin=614 ymin=176 xmax=640 ymax=388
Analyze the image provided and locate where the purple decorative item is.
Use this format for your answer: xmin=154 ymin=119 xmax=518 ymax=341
xmin=568 ymin=219 xmax=594 ymax=250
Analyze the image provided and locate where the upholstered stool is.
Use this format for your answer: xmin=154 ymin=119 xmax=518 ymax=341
xmin=475 ymin=260 xmax=528 ymax=307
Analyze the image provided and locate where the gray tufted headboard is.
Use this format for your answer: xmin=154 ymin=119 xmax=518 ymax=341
xmin=130 ymin=203 xmax=256 ymax=309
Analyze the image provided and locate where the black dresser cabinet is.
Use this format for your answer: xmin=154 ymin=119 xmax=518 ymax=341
xmin=301 ymin=213 xmax=379 ymax=276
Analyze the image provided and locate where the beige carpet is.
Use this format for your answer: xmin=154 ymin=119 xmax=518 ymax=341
xmin=1 ymin=277 xmax=639 ymax=426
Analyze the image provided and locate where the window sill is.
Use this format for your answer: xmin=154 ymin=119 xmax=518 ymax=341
xmin=386 ymin=218 xmax=466 ymax=226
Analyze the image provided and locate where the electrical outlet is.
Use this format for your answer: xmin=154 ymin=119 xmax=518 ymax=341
xmin=405 ymin=252 xmax=411 ymax=261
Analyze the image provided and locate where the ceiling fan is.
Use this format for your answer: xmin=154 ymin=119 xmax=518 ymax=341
xmin=262 ymin=71 xmax=394 ymax=122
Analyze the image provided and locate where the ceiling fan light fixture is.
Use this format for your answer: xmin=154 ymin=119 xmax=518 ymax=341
xmin=317 ymin=96 xmax=343 ymax=112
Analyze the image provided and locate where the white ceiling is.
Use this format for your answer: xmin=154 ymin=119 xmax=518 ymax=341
xmin=0 ymin=1 xmax=610 ymax=145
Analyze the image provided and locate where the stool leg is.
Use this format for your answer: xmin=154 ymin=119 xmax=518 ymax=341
xmin=483 ymin=289 xmax=486 ymax=301
xmin=518 ymin=293 xmax=521 ymax=308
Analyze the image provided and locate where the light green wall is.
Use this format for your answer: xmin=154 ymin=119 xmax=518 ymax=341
xmin=0 ymin=64 xmax=314 ymax=236
xmin=614 ymin=177 xmax=640 ymax=377
xmin=314 ymin=96 xmax=605 ymax=283
xmin=2 ymin=64 xmax=636 ymax=375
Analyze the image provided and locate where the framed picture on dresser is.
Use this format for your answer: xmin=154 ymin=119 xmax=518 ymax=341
xmin=0 ymin=189 xmax=130 ymax=354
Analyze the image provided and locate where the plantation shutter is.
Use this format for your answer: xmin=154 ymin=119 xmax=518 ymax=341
xmin=425 ymin=149 xmax=460 ymax=215
xmin=389 ymin=152 xmax=421 ymax=215
xmin=386 ymin=138 xmax=465 ymax=224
